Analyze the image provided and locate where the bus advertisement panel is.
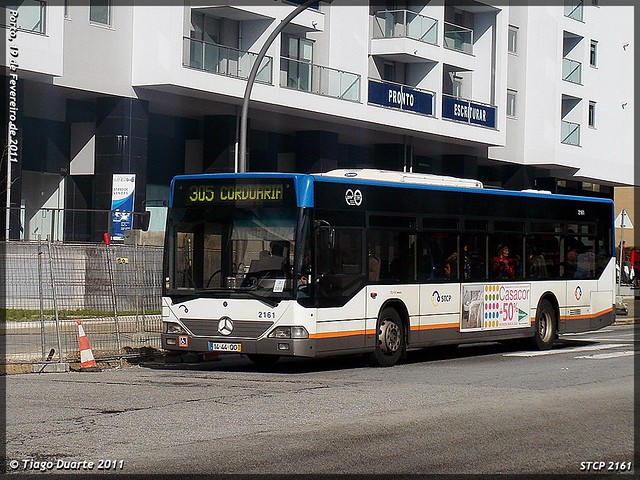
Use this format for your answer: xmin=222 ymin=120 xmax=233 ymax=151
xmin=462 ymin=284 xmax=531 ymax=330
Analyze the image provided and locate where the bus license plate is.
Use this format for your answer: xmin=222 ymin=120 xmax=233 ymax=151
xmin=208 ymin=342 xmax=242 ymax=352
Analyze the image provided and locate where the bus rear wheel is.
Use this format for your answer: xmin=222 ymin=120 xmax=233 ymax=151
xmin=530 ymin=299 xmax=557 ymax=350
xmin=370 ymin=308 xmax=404 ymax=367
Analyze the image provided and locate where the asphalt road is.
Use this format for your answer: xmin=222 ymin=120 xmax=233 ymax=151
xmin=5 ymin=325 xmax=636 ymax=476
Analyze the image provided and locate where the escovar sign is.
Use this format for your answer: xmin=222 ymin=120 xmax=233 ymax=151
xmin=442 ymin=95 xmax=496 ymax=129
xmin=368 ymin=80 xmax=434 ymax=116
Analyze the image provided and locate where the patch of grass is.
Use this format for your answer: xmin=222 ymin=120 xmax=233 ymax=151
xmin=1 ymin=309 xmax=160 ymax=322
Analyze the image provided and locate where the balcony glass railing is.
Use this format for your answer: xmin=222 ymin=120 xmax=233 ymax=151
xmin=562 ymin=58 xmax=582 ymax=84
xmin=443 ymin=22 xmax=473 ymax=54
xmin=372 ymin=10 xmax=438 ymax=45
xmin=183 ymin=37 xmax=273 ymax=84
xmin=2 ymin=0 xmax=46 ymax=34
xmin=564 ymin=0 xmax=584 ymax=21
xmin=561 ymin=120 xmax=581 ymax=146
xmin=280 ymin=57 xmax=361 ymax=102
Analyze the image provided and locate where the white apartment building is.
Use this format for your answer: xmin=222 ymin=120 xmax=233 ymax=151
xmin=1 ymin=1 xmax=634 ymax=242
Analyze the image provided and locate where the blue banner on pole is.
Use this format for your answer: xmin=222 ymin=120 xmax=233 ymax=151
xmin=111 ymin=174 xmax=136 ymax=240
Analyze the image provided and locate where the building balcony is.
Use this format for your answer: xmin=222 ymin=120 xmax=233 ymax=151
xmin=443 ymin=22 xmax=473 ymax=55
xmin=1 ymin=1 xmax=63 ymax=76
xmin=562 ymin=58 xmax=582 ymax=84
xmin=370 ymin=10 xmax=440 ymax=63
xmin=564 ymin=0 xmax=584 ymax=22
xmin=183 ymin=37 xmax=273 ymax=84
xmin=368 ymin=79 xmax=435 ymax=117
xmin=561 ymin=120 xmax=581 ymax=146
xmin=4 ymin=0 xmax=46 ymax=34
xmin=372 ymin=10 xmax=438 ymax=45
xmin=192 ymin=2 xmax=323 ymax=32
xmin=280 ymin=57 xmax=360 ymax=102
xmin=441 ymin=94 xmax=497 ymax=129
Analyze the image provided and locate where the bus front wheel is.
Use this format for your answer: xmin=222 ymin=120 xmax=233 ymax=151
xmin=531 ymin=299 xmax=557 ymax=350
xmin=370 ymin=308 xmax=404 ymax=367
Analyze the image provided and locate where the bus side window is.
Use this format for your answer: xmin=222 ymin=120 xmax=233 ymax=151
xmin=526 ymin=236 xmax=551 ymax=279
xmin=461 ymin=234 xmax=487 ymax=281
xmin=418 ymin=232 xmax=456 ymax=281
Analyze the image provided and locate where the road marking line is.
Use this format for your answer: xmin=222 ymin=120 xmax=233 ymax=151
xmin=575 ymin=351 xmax=637 ymax=359
xmin=570 ymin=337 xmax=639 ymax=342
xmin=561 ymin=329 xmax=615 ymax=336
xmin=503 ymin=343 xmax=631 ymax=357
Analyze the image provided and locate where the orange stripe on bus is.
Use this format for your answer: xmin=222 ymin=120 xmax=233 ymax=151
xmin=560 ymin=306 xmax=614 ymax=321
xmin=310 ymin=307 xmax=613 ymax=340
xmin=310 ymin=330 xmax=368 ymax=339
xmin=412 ymin=323 xmax=459 ymax=331
xmin=310 ymin=323 xmax=458 ymax=339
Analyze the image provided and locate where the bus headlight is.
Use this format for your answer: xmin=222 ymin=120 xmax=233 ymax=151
xmin=268 ymin=326 xmax=309 ymax=339
xmin=165 ymin=323 xmax=185 ymax=334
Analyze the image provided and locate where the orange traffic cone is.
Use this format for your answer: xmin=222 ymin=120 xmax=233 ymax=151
xmin=76 ymin=320 xmax=99 ymax=371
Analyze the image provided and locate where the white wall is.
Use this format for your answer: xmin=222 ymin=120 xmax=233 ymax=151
xmin=54 ymin=4 xmax=135 ymax=97
xmin=489 ymin=4 xmax=634 ymax=185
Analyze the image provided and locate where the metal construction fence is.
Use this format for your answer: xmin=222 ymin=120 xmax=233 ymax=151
xmin=1 ymin=240 xmax=163 ymax=365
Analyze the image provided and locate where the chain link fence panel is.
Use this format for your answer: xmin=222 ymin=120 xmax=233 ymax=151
xmin=1 ymin=240 xmax=163 ymax=365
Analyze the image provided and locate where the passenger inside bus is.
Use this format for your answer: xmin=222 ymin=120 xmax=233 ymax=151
xmin=368 ymin=248 xmax=380 ymax=281
xmin=492 ymin=245 xmax=515 ymax=279
xmin=444 ymin=253 xmax=458 ymax=280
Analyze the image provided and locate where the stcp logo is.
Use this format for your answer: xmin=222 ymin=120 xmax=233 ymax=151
xmin=431 ymin=290 xmax=453 ymax=307
xmin=574 ymin=286 xmax=583 ymax=301
xmin=217 ymin=316 xmax=234 ymax=336
xmin=345 ymin=188 xmax=363 ymax=206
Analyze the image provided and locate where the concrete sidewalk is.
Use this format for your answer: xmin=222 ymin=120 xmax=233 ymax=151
xmin=615 ymin=284 xmax=639 ymax=325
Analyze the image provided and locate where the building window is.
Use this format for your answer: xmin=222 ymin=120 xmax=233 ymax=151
xmin=6 ymin=0 xmax=46 ymax=34
xmin=190 ymin=11 xmax=220 ymax=44
xmin=507 ymin=90 xmax=517 ymax=117
xmin=588 ymin=101 xmax=596 ymax=128
xmin=383 ymin=62 xmax=395 ymax=82
xmin=452 ymin=75 xmax=463 ymax=98
xmin=590 ymin=40 xmax=598 ymax=67
xmin=508 ymin=25 xmax=518 ymax=54
xmin=89 ymin=0 xmax=111 ymax=26
xmin=282 ymin=35 xmax=314 ymax=91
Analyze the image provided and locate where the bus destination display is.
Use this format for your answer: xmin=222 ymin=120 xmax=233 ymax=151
xmin=174 ymin=180 xmax=292 ymax=206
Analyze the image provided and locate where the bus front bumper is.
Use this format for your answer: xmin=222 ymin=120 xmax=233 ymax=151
xmin=161 ymin=334 xmax=316 ymax=357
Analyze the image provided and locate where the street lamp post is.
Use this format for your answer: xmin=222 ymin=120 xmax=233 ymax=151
xmin=238 ymin=0 xmax=321 ymax=173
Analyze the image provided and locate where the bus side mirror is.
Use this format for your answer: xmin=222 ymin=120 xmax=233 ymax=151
xmin=140 ymin=210 xmax=151 ymax=231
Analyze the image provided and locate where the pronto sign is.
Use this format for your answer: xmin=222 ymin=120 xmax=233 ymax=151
xmin=368 ymin=79 xmax=434 ymax=116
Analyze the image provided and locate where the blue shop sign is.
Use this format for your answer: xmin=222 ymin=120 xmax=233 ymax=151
xmin=368 ymin=80 xmax=434 ymax=116
xmin=442 ymin=95 xmax=496 ymax=129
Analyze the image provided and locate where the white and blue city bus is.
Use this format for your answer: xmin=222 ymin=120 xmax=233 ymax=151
xmin=161 ymin=169 xmax=616 ymax=367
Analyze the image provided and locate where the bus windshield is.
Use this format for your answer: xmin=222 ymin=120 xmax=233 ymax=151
xmin=165 ymin=205 xmax=298 ymax=302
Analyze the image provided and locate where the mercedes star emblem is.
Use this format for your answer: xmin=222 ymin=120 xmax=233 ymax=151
xmin=217 ymin=316 xmax=234 ymax=336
